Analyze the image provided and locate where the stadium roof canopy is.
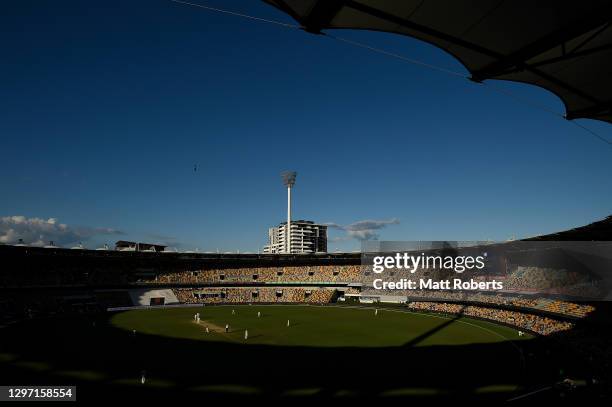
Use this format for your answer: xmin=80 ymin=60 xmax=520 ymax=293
xmin=525 ymin=215 xmax=612 ymax=241
xmin=263 ymin=0 xmax=612 ymax=124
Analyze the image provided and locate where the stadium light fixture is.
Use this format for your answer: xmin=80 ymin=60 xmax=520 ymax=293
xmin=281 ymin=171 xmax=297 ymax=253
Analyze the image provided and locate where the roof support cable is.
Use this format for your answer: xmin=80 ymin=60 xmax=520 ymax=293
xmin=169 ymin=0 xmax=612 ymax=147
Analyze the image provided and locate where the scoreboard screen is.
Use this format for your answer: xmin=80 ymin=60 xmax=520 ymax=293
xmin=149 ymin=297 xmax=165 ymax=306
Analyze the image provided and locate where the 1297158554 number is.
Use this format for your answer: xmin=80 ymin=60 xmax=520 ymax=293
xmin=0 ymin=386 xmax=76 ymax=401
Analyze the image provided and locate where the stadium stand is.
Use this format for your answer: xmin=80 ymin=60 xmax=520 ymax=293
xmin=147 ymin=265 xmax=363 ymax=285
xmin=407 ymin=301 xmax=575 ymax=336
xmin=173 ymin=287 xmax=336 ymax=304
xmin=0 ymin=244 xmax=598 ymax=320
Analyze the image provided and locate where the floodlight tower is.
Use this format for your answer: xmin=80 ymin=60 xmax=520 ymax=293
xmin=281 ymin=171 xmax=297 ymax=253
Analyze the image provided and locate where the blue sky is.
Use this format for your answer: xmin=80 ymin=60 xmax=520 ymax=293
xmin=1 ymin=0 xmax=611 ymax=251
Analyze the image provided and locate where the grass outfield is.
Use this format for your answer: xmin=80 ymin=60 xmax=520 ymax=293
xmin=0 ymin=305 xmax=571 ymax=401
xmin=111 ymin=305 xmax=533 ymax=347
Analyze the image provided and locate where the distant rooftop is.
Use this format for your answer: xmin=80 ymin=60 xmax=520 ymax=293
xmin=115 ymin=241 xmax=167 ymax=252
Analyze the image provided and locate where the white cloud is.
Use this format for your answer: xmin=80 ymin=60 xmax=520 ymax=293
xmin=325 ymin=218 xmax=399 ymax=241
xmin=0 ymin=215 xmax=123 ymax=247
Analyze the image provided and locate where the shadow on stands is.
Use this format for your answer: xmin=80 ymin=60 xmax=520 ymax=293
xmin=0 ymin=307 xmax=607 ymax=402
